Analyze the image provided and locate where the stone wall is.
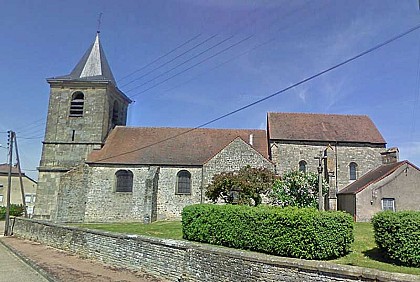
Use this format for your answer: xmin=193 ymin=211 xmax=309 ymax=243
xmin=54 ymin=165 xmax=89 ymax=222
xmin=203 ymin=138 xmax=274 ymax=187
xmin=270 ymin=141 xmax=384 ymax=190
xmin=55 ymin=165 xmax=204 ymax=222
xmin=84 ymin=166 xmax=150 ymax=222
xmin=156 ymin=167 xmax=203 ymax=220
xmin=34 ymin=170 xmax=63 ymax=219
xmin=11 ymin=218 xmax=418 ymax=282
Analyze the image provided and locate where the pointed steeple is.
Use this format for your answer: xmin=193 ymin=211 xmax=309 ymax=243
xmin=50 ymin=32 xmax=117 ymax=85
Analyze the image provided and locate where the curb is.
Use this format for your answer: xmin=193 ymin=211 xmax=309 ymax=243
xmin=0 ymin=237 xmax=57 ymax=282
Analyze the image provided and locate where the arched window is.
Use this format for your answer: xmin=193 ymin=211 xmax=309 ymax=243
xmin=112 ymin=101 xmax=119 ymax=126
xmin=115 ymin=170 xmax=133 ymax=192
xmin=70 ymin=92 xmax=84 ymax=117
xmin=299 ymin=160 xmax=307 ymax=173
xmin=349 ymin=162 xmax=358 ymax=180
xmin=176 ymin=170 xmax=191 ymax=195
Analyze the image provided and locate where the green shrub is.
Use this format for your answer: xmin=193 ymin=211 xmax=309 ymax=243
xmin=182 ymin=204 xmax=353 ymax=260
xmin=372 ymin=211 xmax=420 ymax=267
xmin=0 ymin=204 xmax=25 ymax=220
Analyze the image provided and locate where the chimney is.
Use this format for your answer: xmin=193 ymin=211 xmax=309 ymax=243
xmin=380 ymin=147 xmax=399 ymax=164
xmin=249 ymin=134 xmax=254 ymax=146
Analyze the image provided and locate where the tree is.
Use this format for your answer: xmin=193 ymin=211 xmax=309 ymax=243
xmin=205 ymin=166 xmax=277 ymax=206
xmin=270 ymin=170 xmax=329 ymax=209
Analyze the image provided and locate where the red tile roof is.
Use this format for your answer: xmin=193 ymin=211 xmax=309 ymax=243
xmin=0 ymin=164 xmax=20 ymax=175
xmin=87 ymin=127 xmax=269 ymax=165
xmin=338 ymin=161 xmax=419 ymax=195
xmin=267 ymin=112 xmax=386 ymax=144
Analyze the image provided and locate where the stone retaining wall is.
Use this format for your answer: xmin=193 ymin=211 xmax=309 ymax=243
xmin=11 ymin=218 xmax=418 ymax=282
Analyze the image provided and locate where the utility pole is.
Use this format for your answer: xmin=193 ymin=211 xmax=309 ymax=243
xmin=14 ymin=133 xmax=28 ymax=218
xmin=4 ymin=131 xmax=14 ymax=236
xmin=314 ymin=151 xmax=326 ymax=211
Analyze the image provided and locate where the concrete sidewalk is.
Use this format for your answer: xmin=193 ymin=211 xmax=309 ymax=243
xmin=0 ymin=238 xmax=49 ymax=282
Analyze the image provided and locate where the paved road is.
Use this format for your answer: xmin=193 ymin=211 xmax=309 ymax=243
xmin=0 ymin=238 xmax=49 ymax=282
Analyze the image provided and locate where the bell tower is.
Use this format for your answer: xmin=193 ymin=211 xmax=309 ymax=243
xmin=34 ymin=32 xmax=132 ymax=219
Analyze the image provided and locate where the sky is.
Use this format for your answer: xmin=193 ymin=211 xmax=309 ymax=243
xmin=1 ymin=0 xmax=420 ymax=180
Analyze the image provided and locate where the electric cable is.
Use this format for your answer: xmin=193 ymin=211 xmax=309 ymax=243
xmin=124 ymin=34 xmax=236 ymax=93
xmin=128 ymin=34 xmax=254 ymax=98
xmin=120 ymin=34 xmax=218 ymax=88
xmin=118 ymin=33 xmax=202 ymax=82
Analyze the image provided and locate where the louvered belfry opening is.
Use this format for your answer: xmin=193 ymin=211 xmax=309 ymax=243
xmin=70 ymin=92 xmax=84 ymax=117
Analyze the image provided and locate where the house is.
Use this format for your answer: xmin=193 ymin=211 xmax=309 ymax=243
xmin=33 ymin=32 xmax=393 ymax=222
xmin=337 ymin=154 xmax=420 ymax=222
xmin=0 ymin=164 xmax=37 ymax=216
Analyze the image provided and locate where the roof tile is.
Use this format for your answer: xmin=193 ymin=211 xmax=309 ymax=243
xmin=338 ymin=161 xmax=419 ymax=194
xmin=267 ymin=112 xmax=386 ymax=144
xmin=87 ymin=127 xmax=268 ymax=165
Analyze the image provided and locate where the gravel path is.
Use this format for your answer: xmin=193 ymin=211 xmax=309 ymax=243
xmin=0 ymin=237 xmax=165 ymax=282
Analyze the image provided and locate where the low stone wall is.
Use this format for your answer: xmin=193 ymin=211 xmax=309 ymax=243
xmin=11 ymin=218 xmax=418 ymax=282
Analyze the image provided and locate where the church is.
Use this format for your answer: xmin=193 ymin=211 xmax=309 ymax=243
xmin=33 ymin=33 xmax=389 ymax=222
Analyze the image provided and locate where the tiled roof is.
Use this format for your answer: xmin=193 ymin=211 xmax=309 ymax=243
xmin=0 ymin=163 xmax=22 ymax=175
xmin=87 ymin=126 xmax=269 ymax=165
xmin=338 ymin=161 xmax=419 ymax=195
xmin=48 ymin=33 xmax=116 ymax=85
xmin=267 ymin=112 xmax=386 ymax=144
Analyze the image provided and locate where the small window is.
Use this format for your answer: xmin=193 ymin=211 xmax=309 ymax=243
xmin=299 ymin=160 xmax=307 ymax=173
xmin=70 ymin=92 xmax=84 ymax=117
xmin=382 ymin=198 xmax=395 ymax=212
xmin=25 ymin=194 xmax=32 ymax=204
xmin=349 ymin=162 xmax=358 ymax=180
xmin=115 ymin=170 xmax=133 ymax=192
xmin=112 ymin=101 xmax=119 ymax=126
xmin=176 ymin=170 xmax=191 ymax=195
xmin=0 ymin=195 xmax=3 ymax=202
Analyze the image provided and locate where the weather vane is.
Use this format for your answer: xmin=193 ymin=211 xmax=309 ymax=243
xmin=97 ymin=12 xmax=103 ymax=33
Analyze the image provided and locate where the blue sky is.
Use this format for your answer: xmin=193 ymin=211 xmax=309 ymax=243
xmin=1 ymin=0 xmax=420 ymax=179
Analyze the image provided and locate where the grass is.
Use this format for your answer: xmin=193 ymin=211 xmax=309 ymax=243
xmin=77 ymin=221 xmax=183 ymax=240
xmin=333 ymin=222 xmax=420 ymax=276
xmin=77 ymin=221 xmax=419 ymax=276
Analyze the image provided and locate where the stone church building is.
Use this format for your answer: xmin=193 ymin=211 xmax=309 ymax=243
xmin=34 ymin=33 xmax=389 ymax=222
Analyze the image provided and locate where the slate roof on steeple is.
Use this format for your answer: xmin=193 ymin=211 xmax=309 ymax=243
xmin=48 ymin=33 xmax=117 ymax=85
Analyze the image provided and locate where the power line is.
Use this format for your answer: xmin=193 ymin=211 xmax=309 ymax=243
xmin=126 ymin=1 xmax=315 ymax=98
xmin=14 ymin=117 xmax=45 ymax=133
xmin=128 ymin=34 xmax=254 ymax=99
xmin=120 ymin=34 xmax=218 ymax=88
xmin=125 ymin=34 xmax=237 ymax=93
xmin=119 ymin=2 xmax=266 ymax=88
xmin=118 ymin=33 xmax=202 ymax=82
xmin=153 ymin=20 xmax=303 ymax=99
xmin=17 ymin=123 xmax=46 ymax=136
xmin=119 ymin=2 xmax=293 ymax=90
xmin=18 ymin=136 xmax=43 ymax=140
xmin=94 ymin=22 xmax=420 ymax=163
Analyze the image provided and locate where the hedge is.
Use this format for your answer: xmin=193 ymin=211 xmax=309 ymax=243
xmin=372 ymin=211 xmax=420 ymax=267
xmin=0 ymin=204 xmax=25 ymax=220
xmin=182 ymin=204 xmax=353 ymax=260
